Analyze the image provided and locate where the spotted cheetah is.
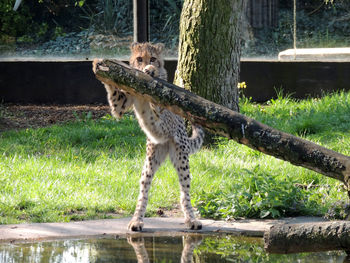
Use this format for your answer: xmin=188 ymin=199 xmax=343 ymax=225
xmin=98 ymin=42 xmax=204 ymax=231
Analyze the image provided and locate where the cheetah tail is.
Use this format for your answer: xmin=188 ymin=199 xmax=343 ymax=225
xmin=188 ymin=125 xmax=205 ymax=154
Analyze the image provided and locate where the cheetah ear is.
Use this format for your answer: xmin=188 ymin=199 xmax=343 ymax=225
xmin=130 ymin=42 xmax=139 ymax=51
xmin=154 ymin=43 xmax=165 ymax=54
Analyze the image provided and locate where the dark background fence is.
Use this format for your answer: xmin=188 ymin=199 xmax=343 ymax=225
xmin=1 ymin=60 xmax=349 ymax=104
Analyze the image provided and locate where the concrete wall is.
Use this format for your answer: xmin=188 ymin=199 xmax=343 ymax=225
xmin=1 ymin=60 xmax=349 ymax=104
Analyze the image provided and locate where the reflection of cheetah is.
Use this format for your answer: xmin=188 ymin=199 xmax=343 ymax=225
xmin=127 ymin=235 xmax=202 ymax=263
xmin=99 ymin=42 xmax=204 ymax=231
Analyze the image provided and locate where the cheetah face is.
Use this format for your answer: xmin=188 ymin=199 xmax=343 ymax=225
xmin=129 ymin=42 xmax=165 ymax=73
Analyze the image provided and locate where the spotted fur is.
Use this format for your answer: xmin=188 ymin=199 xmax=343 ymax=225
xmin=103 ymin=42 xmax=204 ymax=231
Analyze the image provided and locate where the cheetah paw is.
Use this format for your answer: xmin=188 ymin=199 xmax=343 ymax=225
xmin=185 ymin=219 xmax=202 ymax=230
xmin=128 ymin=218 xmax=144 ymax=231
xmin=143 ymin=65 xmax=158 ymax=77
xmin=92 ymin=58 xmax=103 ymax=74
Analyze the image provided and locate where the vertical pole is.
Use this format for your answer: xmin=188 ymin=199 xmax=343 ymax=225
xmin=133 ymin=0 xmax=149 ymax=43
xmin=293 ymin=0 xmax=297 ymax=59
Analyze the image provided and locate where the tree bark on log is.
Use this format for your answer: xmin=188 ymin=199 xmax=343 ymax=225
xmin=93 ymin=59 xmax=350 ymax=190
xmin=264 ymin=221 xmax=350 ymax=254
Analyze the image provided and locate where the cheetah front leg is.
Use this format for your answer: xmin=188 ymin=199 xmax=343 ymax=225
xmin=94 ymin=59 xmax=133 ymax=119
xmin=128 ymin=140 xmax=168 ymax=231
xmin=170 ymin=144 xmax=202 ymax=230
xmin=104 ymin=84 xmax=134 ymax=119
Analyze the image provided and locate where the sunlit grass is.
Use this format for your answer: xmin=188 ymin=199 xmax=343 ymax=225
xmin=1 ymin=92 xmax=350 ymax=224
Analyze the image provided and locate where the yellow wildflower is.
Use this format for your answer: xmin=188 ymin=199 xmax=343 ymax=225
xmin=237 ymin=82 xmax=247 ymax=89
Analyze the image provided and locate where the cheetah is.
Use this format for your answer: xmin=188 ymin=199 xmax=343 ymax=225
xmin=99 ymin=42 xmax=204 ymax=231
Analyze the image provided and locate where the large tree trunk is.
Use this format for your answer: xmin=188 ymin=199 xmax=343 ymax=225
xmin=264 ymin=221 xmax=350 ymax=254
xmin=174 ymin=0 xmax=244 ymax=111
xmin=93 ymin=59 xmax=350 ymax=189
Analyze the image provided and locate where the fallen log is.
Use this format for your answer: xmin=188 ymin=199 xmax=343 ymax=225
xmin=93 ymin=59 xmax=350 ymax=190
xmin=264 ymin=221 xmax=350 ymax=254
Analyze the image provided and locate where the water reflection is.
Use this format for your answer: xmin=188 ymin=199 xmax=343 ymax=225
xmin=0 ymin=234 xmax=348 ymax=263
xmin=127 ymin=235 xmax=202 ymax=263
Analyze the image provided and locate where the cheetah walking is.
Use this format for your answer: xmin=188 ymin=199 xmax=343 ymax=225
xmin=99 ymin=42 xmax=204 ymax=231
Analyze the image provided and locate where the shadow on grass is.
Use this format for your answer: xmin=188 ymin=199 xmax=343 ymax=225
xmin=0 ymin=115 xmax=146 ymax=162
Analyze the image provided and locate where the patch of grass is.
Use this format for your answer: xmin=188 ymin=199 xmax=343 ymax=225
xmin=1 ymin=92 xmax=350 ymax=224
xmin=241 ymin=91 xmax=350 ymax=149
xmin=192 ymin=143 xmax=334 ymax=220
xmin=0 ymin=115 xmax=147 ymax=223
xmin=193 ymin=91 xmax=350 ymax=220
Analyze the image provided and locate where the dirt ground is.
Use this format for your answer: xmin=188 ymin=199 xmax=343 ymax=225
xmin=0 ymin=104 xmax=110 ymax=132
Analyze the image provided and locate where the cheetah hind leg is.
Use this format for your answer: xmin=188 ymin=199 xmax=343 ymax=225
xmin=170 ymin=145 xmax=202 ymax=230
xmin=128 ymin=141 xmax=168 ymax=231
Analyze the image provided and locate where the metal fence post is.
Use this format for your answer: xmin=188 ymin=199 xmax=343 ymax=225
xmin=133 ymin=0 xmax=149 ymax=43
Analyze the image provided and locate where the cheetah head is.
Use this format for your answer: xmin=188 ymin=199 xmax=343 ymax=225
xmin=129 ymin=42 xmax=165 ymax=74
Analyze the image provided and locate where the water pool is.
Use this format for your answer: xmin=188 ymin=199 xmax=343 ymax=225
xmin=0 ymin=234 xmax=348 ymax=263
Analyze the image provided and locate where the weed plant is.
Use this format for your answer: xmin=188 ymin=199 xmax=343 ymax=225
xmin=1 ymin=92 xmax=350 ymax=224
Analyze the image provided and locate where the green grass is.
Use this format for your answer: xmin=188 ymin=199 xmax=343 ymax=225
xmin=1 ymin=92 xmax=350 ymax=224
